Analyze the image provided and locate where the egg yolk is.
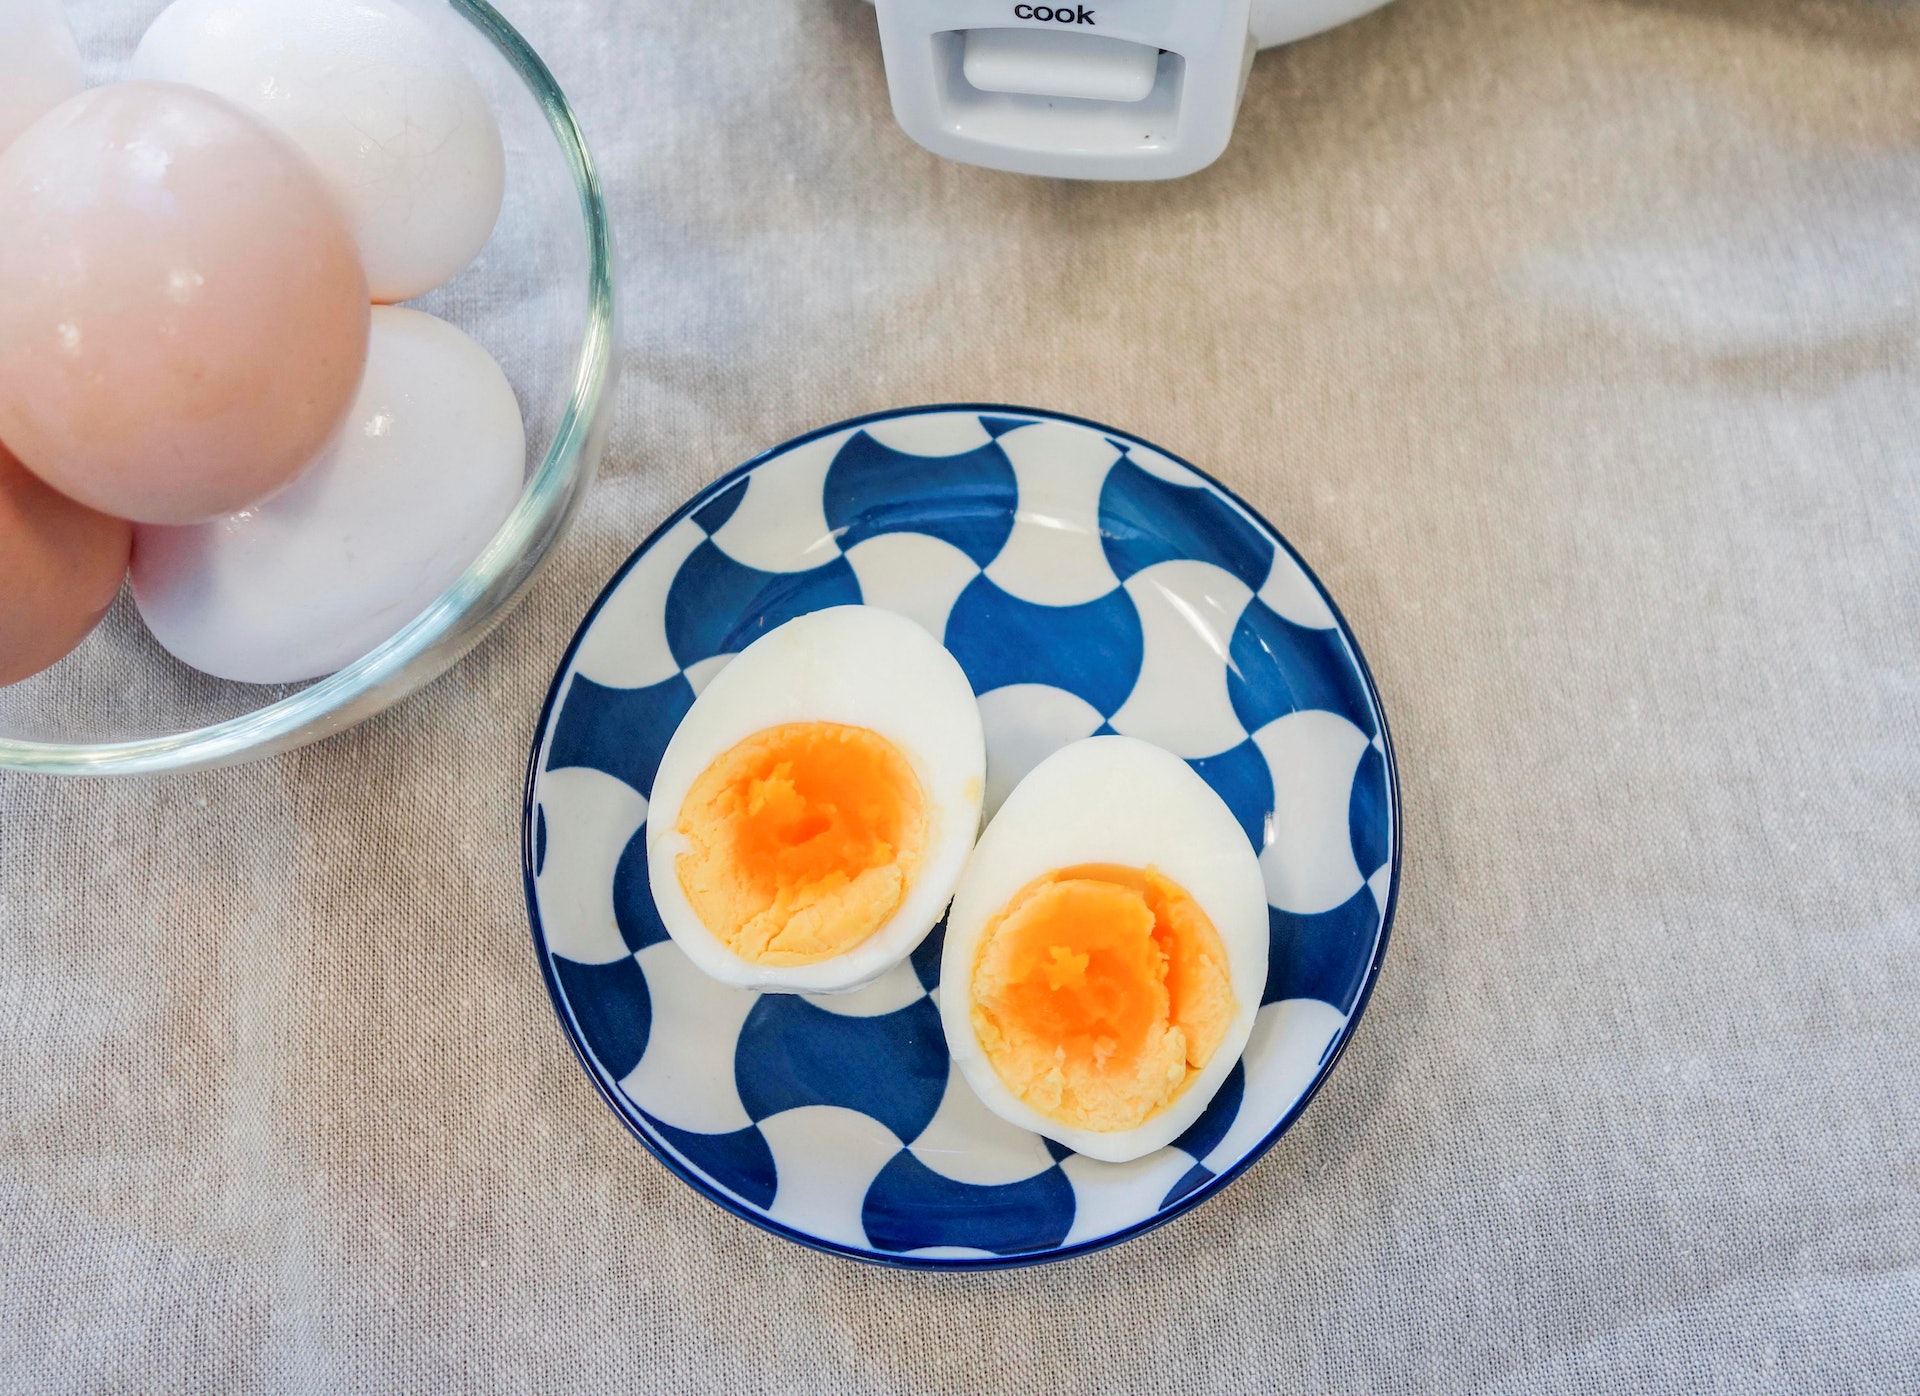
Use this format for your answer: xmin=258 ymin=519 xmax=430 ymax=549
xmin=675 ymin=722 xmax=928 ymax=966
xmin=970 ymin=865 xmax=1235 ymax=1134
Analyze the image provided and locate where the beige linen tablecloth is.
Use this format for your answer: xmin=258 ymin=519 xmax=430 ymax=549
xmin=4 ymin=0 xmax=1918 ymax=1389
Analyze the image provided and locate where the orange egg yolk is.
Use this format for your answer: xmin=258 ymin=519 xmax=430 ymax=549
xmin=675 ymin=722 xmax=928 ymax=966
xmin=969 ymin=865 xmax=1235 ymax=1133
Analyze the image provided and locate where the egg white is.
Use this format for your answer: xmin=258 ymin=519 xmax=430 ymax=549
xmin=645 ymin=606 xmax=985 ymax=993
xmin=939 ymin=735 xmax=1270 ymax=1162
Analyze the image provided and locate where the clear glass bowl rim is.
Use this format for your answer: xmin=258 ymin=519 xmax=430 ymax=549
xmin=0 ymin=0 xmax=617 ymax=778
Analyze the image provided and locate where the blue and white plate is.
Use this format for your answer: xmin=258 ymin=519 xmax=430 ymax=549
xmin=523 ymin=406 xmax=1399 ymax=1269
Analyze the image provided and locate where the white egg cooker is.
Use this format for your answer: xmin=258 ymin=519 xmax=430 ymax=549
xmin=866 ymin=0 xmax=1393 ymax=179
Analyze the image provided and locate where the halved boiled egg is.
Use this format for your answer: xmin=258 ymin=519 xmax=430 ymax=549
xmin=646 ymin=606 xmax=986 ymax=993
xmin=940 ymin=736 xmax=1269 ymax=1162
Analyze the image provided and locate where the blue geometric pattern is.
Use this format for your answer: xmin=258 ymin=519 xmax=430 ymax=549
xmin=863 ymin=1152 xmax=1077 ymax=1256
xmin=1350 ymin=743 xmax=1393 ymax=877
xmin=545 ymin=673 xmax=693 ymax=798
xmin=944 ymin=578 xmax=1144 ymax=716
xmin=643 ymin=1113 xmax=777 ymax=1212
xmin=664 ymin=544 xmax=863 ymax=669
xmin=524 ymin=406 xmax=1399 ymax=1270
xmin=1228 ymin=596 xmax=1379 ymax=740
xmin=735 ymin=996 xmax=949 ymax=1143
xmin=1098 ymin=454 xmax=1275 ymax=588
xmin=550 ymin=954 xmax=651 ymax=1079
xmin=690 ymin=476 xmax=748 ymax=535
xmin=909 ymin=921 xmax=946 ymax=992
xmin=1264 ymin=892 xmax=1382 ymax=1015
xmin=1187 ymin=739 xmax=1276 ymax=852
xmin=1170 ymin=1061 xmax=1246 ymax=1162
xmin=1161 ymin=1161 xmax=1215 ymax=1211
xmin=823 ymin=428 xmax=1018 ymax=565
xmin=611 ymin=826 xmax=670 ymax=954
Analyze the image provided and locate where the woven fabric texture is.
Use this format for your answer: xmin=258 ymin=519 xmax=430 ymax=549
xmin=2 ymin=0 xmax=1917 ymax=1390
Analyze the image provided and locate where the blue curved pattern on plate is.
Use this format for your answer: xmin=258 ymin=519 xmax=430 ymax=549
xmin=1169 ymin=1061 xmax=1246 ymax=1162
xmin=690 ymin=476 xmax=748 ymax=535
xmin=909 ymin=922 xmax=946 ymax=992
xmin=862 ymin=1153 xmax=1076 ymax=1257
xmin=644 ymin=1113 xmax=778 ymax=1212
xmin=1098 ymin=455 xmax=1275 ymax=588
xmin=1350 ymin=744 xmax=1393 ymax=877
xmin=664 ymin=545 xmax=863 ymax=669
xmin=823 ymin=429 xmax=1018 ymax=565
xmin=546 ymin=674 xmax=692 ymax=798
xmin=550 ymin=954 xmax=651 ymax=1080
xmin=943 ymin=578 xmax=1144 ymax=716
xmin=736 ymin=997 xmax=949 ymax=1143
xmin=523 ymin=405 xmax=1400 ymax=1271
xmin=1228 ymin=598 xmax=1379 ymax=739
xmin=1265 ymin=892 xmax=1382 ymax=1015
xmin=611 ymin=828 xmax=670 ymax=954
xmin=1186 ymin=739 xmax=1276 ymax=852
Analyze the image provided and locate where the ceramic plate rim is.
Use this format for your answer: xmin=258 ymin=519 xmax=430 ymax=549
xmin=520 ymin=403 xmax=1403 ymax=1271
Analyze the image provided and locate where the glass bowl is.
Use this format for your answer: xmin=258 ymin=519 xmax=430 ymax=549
xmin=0 ymin=0 xmax=616 ymax=777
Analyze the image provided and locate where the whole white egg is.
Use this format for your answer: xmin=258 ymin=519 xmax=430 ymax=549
xmin=130 ymin=305 xmax=524 ymax=684
xmin=646 ymin=606 xmax=987 ymax=995
xmin=0 ymin=0 xmax=84 ymax=151
xmin=133 ymin=0 xmax=505 ymax=303
xmin=939 ymin=735 xmax=1269 ymax=1163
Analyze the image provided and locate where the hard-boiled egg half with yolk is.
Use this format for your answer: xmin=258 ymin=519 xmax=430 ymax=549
xmin=940 ymin=736 xmax=1269 ymax=1162
xmin=646 ymin=606 xmax=986 ymax=994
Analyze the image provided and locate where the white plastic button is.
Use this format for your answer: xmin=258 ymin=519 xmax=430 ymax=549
xmin=961 ymin=27 xmax=1161 ymax=104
